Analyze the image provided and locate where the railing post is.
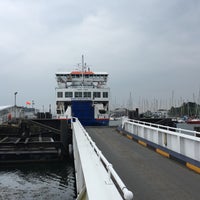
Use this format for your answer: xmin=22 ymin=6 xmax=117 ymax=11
xmin=177 ymin=135 xmax=181 ymax=153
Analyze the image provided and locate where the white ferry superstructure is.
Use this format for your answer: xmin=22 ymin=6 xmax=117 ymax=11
xmin=55 ymin=56 xmax=110 ymax=126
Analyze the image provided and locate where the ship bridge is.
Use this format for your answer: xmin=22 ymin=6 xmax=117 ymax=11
xmin=56 ymin=71 xmax=108 ymax=88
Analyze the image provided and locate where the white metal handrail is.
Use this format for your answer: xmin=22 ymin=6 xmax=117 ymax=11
xmin=72 ymin=117 xmax=134 ymax=200
xmin=122 ymin=117 xmax=200 ymax=163
xmin=126 ymin=118 xmax=200 ymax=137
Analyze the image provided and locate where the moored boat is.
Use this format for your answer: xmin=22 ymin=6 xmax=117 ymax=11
xmin=187 ymin=119 xmax=200 ymax=124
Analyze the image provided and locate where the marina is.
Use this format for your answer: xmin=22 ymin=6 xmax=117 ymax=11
xmin=0 ymin=57 xmax=200 ymax=200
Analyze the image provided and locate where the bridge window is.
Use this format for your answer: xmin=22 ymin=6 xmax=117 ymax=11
xmin=65 ymin=92 xmax=73 ymax=98
xmin=57 ymin=92 xmax=63 ymax=98
xmin=84 ymin=92 xmax=91 ymax=98
xmin=93 ymin=92 xmax=101 ymax=98
xmin=75 ymin=92 xmax=82 ymax=98
xmin=103 ymin=92 xmax=108 ymax=98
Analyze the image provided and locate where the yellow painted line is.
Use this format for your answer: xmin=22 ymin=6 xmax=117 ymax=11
xmin=186 ymin=163 xmax=200 ymax=174
xmin=156 ymin=149 xmax=170 ymax=158
xmin=138 ymin=140 xmax=147 ymax=147
xmin=126 ymin=135 xmax=133 ymax=140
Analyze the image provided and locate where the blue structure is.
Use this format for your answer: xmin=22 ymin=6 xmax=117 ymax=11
xmin=72 ymin=100 xmax=109 ymax=126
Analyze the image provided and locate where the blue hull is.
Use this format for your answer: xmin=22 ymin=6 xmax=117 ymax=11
xmin=71 ymin=100 xmax=109 ymax=126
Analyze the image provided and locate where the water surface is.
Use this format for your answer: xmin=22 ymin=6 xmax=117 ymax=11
xmin=0 ymin=161 xmax=76 ymax=200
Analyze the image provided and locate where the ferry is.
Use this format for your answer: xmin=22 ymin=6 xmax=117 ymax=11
xmin=55 ymin=56 xmax=110 ymax=126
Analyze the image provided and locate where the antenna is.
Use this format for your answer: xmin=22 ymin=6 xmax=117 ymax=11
xmin=81 ymin=55 xmax=85 ymax=84
xmin=82 ymin=55 xmax=84 ymax=72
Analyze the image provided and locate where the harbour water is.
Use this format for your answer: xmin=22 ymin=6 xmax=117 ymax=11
xmin=0 ymin=160 xmax=76 ymax=200
xmin=0 ymin=121 xmax=121 ymax=200
xmin=109 ymin=118 xmax=122 ymax=126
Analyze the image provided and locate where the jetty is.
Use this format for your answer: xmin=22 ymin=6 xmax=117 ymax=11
xmin=0 ymin=119 xmax=71 ymax=163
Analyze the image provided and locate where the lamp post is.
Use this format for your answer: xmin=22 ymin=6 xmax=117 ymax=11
xmin=14 ymin=92 xmax=18 ymax=107
xmin=14 ymin=92 xmax=18 ymax=120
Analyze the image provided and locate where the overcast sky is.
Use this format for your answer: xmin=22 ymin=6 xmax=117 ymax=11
xmin=0 ymin=0 xmax=200 ymax=112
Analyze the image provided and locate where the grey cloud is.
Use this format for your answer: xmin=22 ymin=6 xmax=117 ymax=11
xmin=0 ymin=0 xmax=200 ymax=112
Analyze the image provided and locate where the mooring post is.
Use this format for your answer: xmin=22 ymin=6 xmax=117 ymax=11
xmin=60 ymin=119 xmax=69 ymax=156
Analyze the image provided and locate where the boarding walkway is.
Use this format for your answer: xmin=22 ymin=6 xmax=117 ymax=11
xmin=86 ymin=126 xmax=200 ymax=200
xmin=71 ymin=119 xmax=133 ymax=200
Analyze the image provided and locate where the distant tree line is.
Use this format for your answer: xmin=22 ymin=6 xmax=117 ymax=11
xmin=168 ymin=102 xmax=200 ymax=117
